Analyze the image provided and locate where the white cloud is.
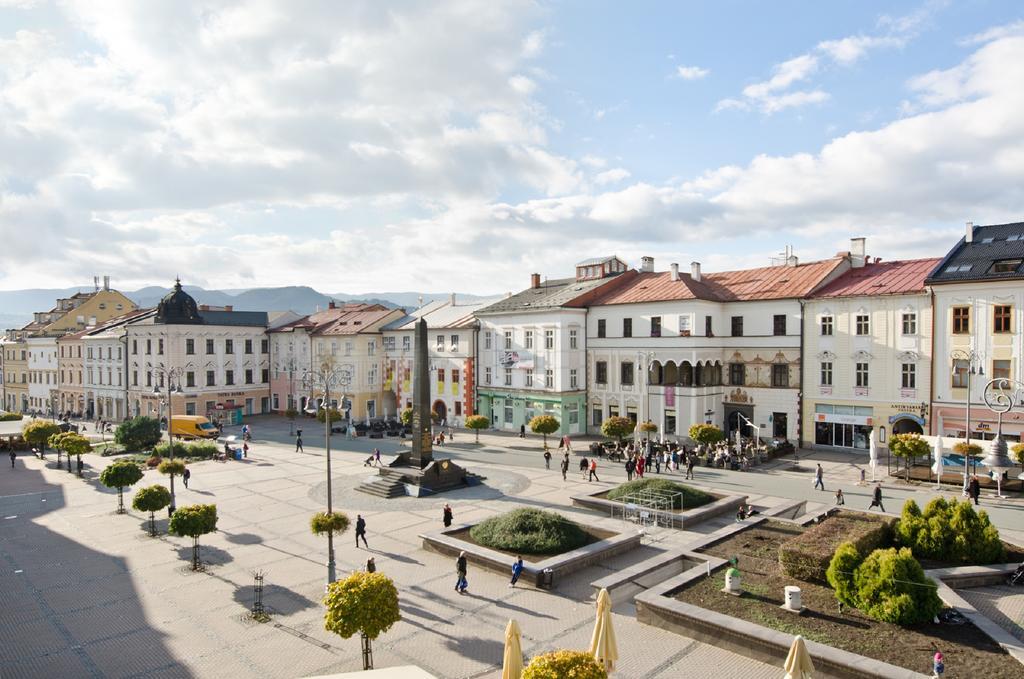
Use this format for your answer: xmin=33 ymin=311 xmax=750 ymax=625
xmin=508 ymin=74 xmax=537 ymax=95
xmin=719 ymin=54 xmax=827 ymax=113
xmin=675 ymin=65 xmax=709 ymax=80
xmin=594 ymin=168 xmax=630 ymax=185
xmin=817 ymin=35 xmax=904 ymax=64
xmin=958 ymin=19 xmax=1024 ymax=46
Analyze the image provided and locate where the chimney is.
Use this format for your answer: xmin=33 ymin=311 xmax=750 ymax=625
xmin=93 ymin=276 xmax=99 ymax=291
xmin=690 ymin=262 xmax=702 ymax=282
xmin=224 ymin=305 xmax=233 ymax=312
xmin=103 ymin=275 xmax=110 ymax=291
xmin=850 ymin=237 xmax=866 ymax=268
xmin=965 ymin=221 xmax=974 ymax=243
xmin=328 ymin=301 xmax=336 ymax=310
xmin=670 ymin=263 xmax=680 ymax=282
xmin=530 ymin=273 xmax=541 ymax=289
xmin=641 ymin=256 xmax=655 ymax=273
xmin=450 ymin=292 xmax=456 ymax=306
xmin=787 ymin=255 xmax=799 ymax=267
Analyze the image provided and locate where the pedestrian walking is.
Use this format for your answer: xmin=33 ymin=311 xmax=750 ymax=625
xmin=685 ymin=455 xmax=695 ymax=480
xmin=636 ymin=456 xmax=645 ymax=478
xmin=654 ymin=455 xmax=661 ymax=474
xmin=563 ymin=435 xmax=572 ymax=454
xmin=183 ymin=467 xmax=191 ymax=488
xmin=443 ymin=503 xmax=453 ymax=528
xmin=242 ymin=442 xmax=249 ymax=458
xmin=560 ymin=454 xmax=569 ymax=481
xmin=519 ymin=424 xmax=526 ymax=438
xmin=968 ymin=475 xmax=981 ymax=506
xmin=355 ymin=514 xmax=369 ymax=548
xmin=509 ymin=556 xmax=524 ymax=587
xmin=579 ymin=456 xmax=589 ymax=478
xmin=295 ymin=435 xmax=304 ymax=453
xmin=9 ymin=449 xmax=15 ymax=468
xmin=814 ymin=464 xmax=825 ymax=491
xmin=588 ymin=458 xmax=600 ymax=483
xmin=543 ymin=449 xmax=551 ymax=469
xmin=835 ymin=488 xmax=845 ymax=505
xmin=625 ymin=458 xmax=635 ymax=481
xmin=868 ymin=482 xmax=885 ymax=512
xmin=455 ymin=551 xmax=468 ymax=593
xmin=366 ymin=557 xmax=376 ymax=573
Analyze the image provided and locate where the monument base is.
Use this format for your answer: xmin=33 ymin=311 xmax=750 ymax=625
xmin=355 ymin=457 xmax=478 ymax=498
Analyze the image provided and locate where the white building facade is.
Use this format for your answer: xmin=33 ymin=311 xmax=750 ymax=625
xmin=26 ymin=336 xmax=58 ymax=415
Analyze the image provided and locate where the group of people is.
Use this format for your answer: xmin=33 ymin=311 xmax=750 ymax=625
xmin=814 ymin=463 xmax=886 ymax=512
xmin=455 ymin=552 xmax=524 ymax=594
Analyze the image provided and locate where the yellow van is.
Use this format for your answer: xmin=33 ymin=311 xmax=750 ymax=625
xmin=170 ymin=415 xmax=221 ymax=440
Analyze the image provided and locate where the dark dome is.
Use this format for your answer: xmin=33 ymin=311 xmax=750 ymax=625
xmin=155 ymin=279 xmax=203 ymax=324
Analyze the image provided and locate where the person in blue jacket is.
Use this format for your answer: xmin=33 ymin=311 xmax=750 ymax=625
xmin=509 ymin=556 xmax=524 ymax=588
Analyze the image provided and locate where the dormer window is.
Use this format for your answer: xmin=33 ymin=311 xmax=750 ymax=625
xmin=991 ymin=259 xmax=1022 ymax=274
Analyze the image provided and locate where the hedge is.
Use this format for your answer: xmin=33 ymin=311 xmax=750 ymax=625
xmin=779 ymin=512 xmax=894 ymax=583
xmin=0 ymin=412 xmax=23 ymax=421
xmin=154 ymin=441 xmax=219 ymax=460
xmin=896 ymin=498 xmax=1004 ymax=564
xmin=828 ymin=545 xmax=943 ymax=626
xmin=522 ymin=650 xmax=607 ymax=679
xmin=606 ymin=478 xmax=714 ymax=510
xmin=470 ymin=508 xmax=589 ymax=555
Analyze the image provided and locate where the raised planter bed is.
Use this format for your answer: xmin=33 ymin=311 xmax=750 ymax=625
xmin=571 ymin=486 xmax=745 ymax=529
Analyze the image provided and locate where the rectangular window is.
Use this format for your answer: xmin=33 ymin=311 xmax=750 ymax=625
xmin=245 ymin=369 xmax=253 ymax=385
xmin=133 ymin=371 xmax=138 ymax=386
xmin=820 ymin=361 xmax=833 ymax=386
xmin=437 ymin=368 xmax=445 ymax=383
xmin=185 ymin=339 xmax=195 ymax=355
xmin=245 ymin=339 xmax=253 ymax=354
xmin=596 ymin=361 xmax=608 ymax=384
xmin=206 ymin=339 xmax=214 ymax=354
xmin=225 ymin=370 xmax=234 ymax=386
xmin=729 ymin=363 xmax=744 ymax=386
xmin=504 ymin=402 xmax=513 ymax=424
xmin=771 ymin=364 xmax=788 ymax=388
xmin=403 ymin=336 xmax=411 ymax=351
xmin=436 ymin=335 xmax=445 ymax=351
xmin=261 ymin=368 xmax=269 ymax=383
xmin=620 ymin=361 xmax=634 ymax=385
xmin=525 ymin=369 xmax=533 ymax=387
xmin=484 ymin=367 xmax=492 ymax=384
xmin=454 ymin=401 xmax=462 ymax=416
xmin=146 ymin=372 xmax=152 ymax=387
xmin=368 ymin=340 xmax=376 ymax=356
xmin=773 ymin=314 xmax=786 ymax=336
xmin=545 ymin=369 xmax=553 ymax=388
xmin=504 ymin=331 xmax=512 ymax=349
xmin=856 ymin=362 xmax=869 ymax=388
xmin=261 ymin=339 xmax=269 ymax=353
xmin=992 ymin=259 xmax=1022 ymax=274
xmin=902 ymin=312 xmax=917 ymax=335
xmin=597 ymin=319 xmax=606 ymax=338
xmin=345 ymin=341 xmax=353 ymax=356
xmin=225 ymin=339 xmax=234 ymax=354
xmin=623 ymin=318 xmax=632 ymax=338
xmin=132 ymin=339 xmax=138 ymax=354
xmin=855 ymin=314 xmax=870 ymax=336
xmin=901 ymin=363 xmax=916 ymax=389
xmin=993 ymin=359 xmax=1011 ymax=380
xmin=186 ymin=371 xmax=196 ymax=388
xmin=705 ymin=315 xmax=713 ymax=336
xmin=952 ymin=359 xmax=969 ymax=388
xmin=484 ymin=332 xmax=492 ymax=350
xmin=158 ymin=339 xmax=164 ymax=355
xmin=952 ymin=306 xmax=970 ymax=334
xmin=570 ymin=368 xmax=578 ymax=389
xmin=450 ymin=335 xmax=459 ymax=351
xmin=569 ymin=328 xmax=578 ymax=349
xmin=651 ymin=316 xmax=662 ymax=337
xmin=146 ymin=339 xmax=152 ymax=354
xmin=206 ymin=370 xmax=215 ymax=386
xmin=994 ymin=305 xmax=1012 ymax=333
xmin=544 ymin=329 xmax=554 ymax=349
xmin=504 ymin=368 xmax=512 ymax=386
xmin=731 ymin=316 xmax=743 ymax=337
xmin=679 ymin=315 xmax=691 ymax=336
xmin=525 ymin=330 xmax=534 ymax=349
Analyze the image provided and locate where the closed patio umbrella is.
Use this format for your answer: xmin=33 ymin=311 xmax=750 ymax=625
xmin=868 ymin=430 xmax=878 ymax=482
xmin=932 ymin=437 xmax=945 ymax=490
xmin=501 ymin=619 xmax=523 ymax=679
xmin=589 ymin=588 xmax=618 ymax=672
xmin=783 ymin=634 xmax=815 ymax=679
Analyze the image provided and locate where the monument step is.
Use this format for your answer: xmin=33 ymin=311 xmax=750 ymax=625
xmin=355 ymin=478 xmax=406 ymax=499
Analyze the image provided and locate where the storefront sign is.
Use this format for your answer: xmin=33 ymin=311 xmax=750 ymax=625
xmin=664 ymin=387 xmax=675 ymax=407
xmin=816 ymin=413 xmax=873 ymax=426
xmin=888 ymin=413 xmax=925 ymax=426
xmin=215 ymin=392 xmax=247 ymax=397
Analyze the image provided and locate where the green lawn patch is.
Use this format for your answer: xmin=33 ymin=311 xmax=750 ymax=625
xmin=469 ymin=508 xmax=590 ymax=556
xmin=605 ymin=478 xmax=714 ymax=510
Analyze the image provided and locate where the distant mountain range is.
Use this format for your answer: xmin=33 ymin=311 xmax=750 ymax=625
xmin=0 ymin=285 xmax=493 ymax=330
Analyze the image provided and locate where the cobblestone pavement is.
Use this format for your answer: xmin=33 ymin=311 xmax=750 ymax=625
xmin=0 ymin=431 xmax=784 ymax=678
xmin=960 ymin=585 xmax=1024 ymax=642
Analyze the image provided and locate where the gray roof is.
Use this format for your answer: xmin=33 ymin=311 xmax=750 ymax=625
xmin=575 ymin=255 xmax=620 ymax=267
xmin=475 ymin=275 xmax=620 ymax=315
xmin=200 ymin=310 xmax=268 ymax=327
xmin=926 ymin=222 xmax=1024 ymax=284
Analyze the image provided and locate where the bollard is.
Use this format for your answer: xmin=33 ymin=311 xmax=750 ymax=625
xmin=723 ymin=567 xmax=742 ymax=596
xmin=782 ymin=585 xmax=803 ymax=612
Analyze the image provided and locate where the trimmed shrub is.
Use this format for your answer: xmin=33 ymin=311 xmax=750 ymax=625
xmin=464 ymin=415 xmax=489 ymax=442
xmin=132 ymin=485 xmax=172 ymax=536
xmin=115 ymin=416 xmax=162 ymax=451
xmin=529 ymin=414 xmax=560 ymax=446
xmin=99 ymin=460 xmax=145 ymax=513
xmin=889 ymin=433 xmax=931 ymax=481
xmin=825 ymin=541 xmax=863 ymax=608
xmin=156 ymin=441 xmax=219 ymax=460
xmin=470 ymin=508 xmax=589 ymax=555
xmin=637 ymin=420 xmax=658 ymax=434
xmin=316 ymin=407 xmax=343 ymax=424
xmin=0 ymin=412 xmax=23 ymax=421
xmin=895 ymin=497 xmax=1004 ymax=564
xmin=688 ymin=423 xmax=725 ymax=447
xmin=853 ymin=547 xmax=943 ymax=625
xmin=522 ymin=650 xmax=608 ymax=679
xmin=169 ymin=504 xmax=218 ymax=570
xmin=23 ymin=420 xmax=61 ymax=451
xmin=606 ymin=478 xmax=714 ymax=510
xmin=779 ymin=512 xmax=894 ymax=583
xmin=323 ymin=571 xmax=401 ymax=641
xmin=601 ymin=416 xmax=634 ymax=442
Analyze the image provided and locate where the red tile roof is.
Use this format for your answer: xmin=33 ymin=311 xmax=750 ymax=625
xmin=318 ymin=308 xmax=400 ymax=335
xmin=811 ymin=258 xmax=941 ymax=298
xmin=269 ymin=304 xmax=391 ymax=334
xmin=588 ymin=258 xmax=846 ymax=305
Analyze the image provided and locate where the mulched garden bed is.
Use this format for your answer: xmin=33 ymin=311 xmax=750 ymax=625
xmin=445 ymin=524 xmax=615 ymax=564
xmin=673 ymin=520 xmax=1022 ymax=677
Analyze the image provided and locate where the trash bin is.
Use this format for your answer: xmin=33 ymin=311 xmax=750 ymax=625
xmin=539 ymin=568 xmax=555 ymax=590
xmin=234 ymin=450 xmax=243 ymax=461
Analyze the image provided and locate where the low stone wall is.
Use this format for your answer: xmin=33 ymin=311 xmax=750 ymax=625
xmin=419 ymin=523 xmax=642 ymax=589
xmin=570 ymin=488 xmax=746 ymax=529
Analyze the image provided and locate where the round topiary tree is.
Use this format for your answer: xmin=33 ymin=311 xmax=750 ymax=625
xmin=889 ymin=433 xmax=931 ymax=481
xmin=48 ymin=431 xmax=70 ymax=469
xmin=470 ymin=508 xmax=589 ymax=555
xmin=324 ymin=571 xmax=401 ymax=670
xmin=132 ymin=485 xmax=172 ymax=536
xmin=115 ymin=416 xmax=162 ymax=452
xmin=464 ymin=414 xmax=489 ymax=443
xmin=99 ymin=460 xmax=144 ymax=513
xmin=316 ymin=407 xmax=342 ymax=424
xmin=852 ymin=547 xmax=943 ymax=625
xmin=601 ymin=416 xmax=634 ymax=444
xmin=529 ymin=414 xmax=560 ymax=449
xmin=522 ymin=650 xmax=608 ymax=679
xmin=169 ymin=504 xmax=218 ymax=570
xmin=23 ymin=420 xmax=61 ymax=457
xmin=400 ymin=407 xmax=413 ymax=426
xmin=688 ymin=423 xmax=724 ymax=447
xmin=953 ymin=441 xmax=983 ymax=475
xmin=59 ymin=433 xmax=91 ymax=476
xmin=638 ymin=420 xmax=658 ymax=435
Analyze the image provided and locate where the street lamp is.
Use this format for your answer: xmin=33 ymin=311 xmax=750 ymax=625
xmin=950 ymin=349 xmax=984 ymax=493
xmin=982 ymin=377 xmax=1021 ymax=499
xmin=302 ymin=359 xmax=353 ymax=586
xmin=149 ymin=362 xmax=189 ymax=514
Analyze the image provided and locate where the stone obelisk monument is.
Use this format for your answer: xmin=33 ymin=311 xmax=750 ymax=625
xmin=409 ymin=318 xmax=433 ymax=469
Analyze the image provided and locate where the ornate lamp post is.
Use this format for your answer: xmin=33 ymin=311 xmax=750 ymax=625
xmin=302 ymin=359 xmax=353 ymax=585
xmin=982 ymin=378 xmax=1019 ymax=499
xmin=149 ymin=362 xmax=190 ymax=514
xmin=950 ymin=349 xmax=984 ymax=493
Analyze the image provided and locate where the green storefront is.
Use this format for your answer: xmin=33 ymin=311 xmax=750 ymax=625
xmin=476 ymin=389 xmax=587 ymax=436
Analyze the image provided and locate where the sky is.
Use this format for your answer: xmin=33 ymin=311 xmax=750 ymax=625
xmin=1 ymin=0 xmax=1023 ymax=294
